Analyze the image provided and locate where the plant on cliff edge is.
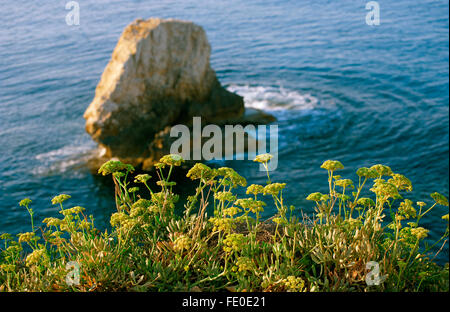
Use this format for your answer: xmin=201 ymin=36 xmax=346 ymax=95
xmin=0 ymin=154 xmax=448 ymax=292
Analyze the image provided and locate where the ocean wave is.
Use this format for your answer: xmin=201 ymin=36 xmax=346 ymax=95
xmin=33 ymin=141 xmax=97 ymax=175
xmin=227 ymin=84 xmax=318 ymax=111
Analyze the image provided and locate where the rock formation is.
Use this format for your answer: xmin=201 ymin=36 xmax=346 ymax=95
xmin=84 ymin=18 xmax=274 ymax=169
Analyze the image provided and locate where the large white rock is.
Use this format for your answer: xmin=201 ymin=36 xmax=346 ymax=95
xmin=84 ymin=18 xmax=245 ymax=164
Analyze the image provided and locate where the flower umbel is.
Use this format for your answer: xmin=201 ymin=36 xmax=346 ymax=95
xmin=253 ymin=154 xmax=273 ymax=163
xmin=51 ymin=194 xmax=71 ymax=205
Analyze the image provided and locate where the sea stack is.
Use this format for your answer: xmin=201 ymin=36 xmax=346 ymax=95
xmin=84 ymin=18 xmax=274 ymax=169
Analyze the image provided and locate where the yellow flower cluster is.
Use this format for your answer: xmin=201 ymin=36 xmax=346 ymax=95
xmin=160 ymin=154 xmax=184 ymax=167
xmin=235 ymin=198 xmax=265 ymax=213
xmin=134 ymin=174 xmax=151 ymax=183
xmin=388 ymin=174 xmax=412 ymax=192
xmin=209 ymin=217 xmax=236 ymax=233
xmin=26 ymin=248 xmax=49 ymax=267
xmin=173 ymin=235 xmax=192 ymax=252
xmin=129 ymin=206 xmax=144 ymax=218
xmin=246 ymin=184 xmax=264 ymax=196
xmin=370 ymin=179 xmax=401 ymax=200
xmin=51 ymin=194 xmax=71 ymax=205
xmin=410 ymin=227 xmax=429 ymax=240
xmin=283 ymin=276 xmax=305 ymax=292
xmin=110 ymin=212 xmax=129 ymax=228
xmin=356 ymin=167 xmax=378 ymax=179
xmin=398 ymin=199 xmax=416 ymax=219
xmin=60 ymin=221 xmax=71 ymax=232
xmin=19 ymin=198 xmax=32 ymax=207
xmin=235 ymin=257 xmax=254 ymax=272
xmin=121 ymin=219 xmax=138 ymax=231
xmin=253 ymin=153 xmax=273 ymax=163
xmin=223 ymin=233 xmax=247 ymax=253
xmin=223 ymin=207 xmax=242 ymax=217
xmin=263 ymin=183 xmax=286 ymax=196
xmin=0 ymin=264 xmax=15 ymax=272
xmin=186 ymin=163 xmax=214 ymax=180
xmin=306 ymin=192 xmax=328 ymax=202
xmin=5 ymin=246 xmax=22 ymax=259
xmin=370 ymin=164 xmax=393 ymax=177
xmin=42 ymin=217 xmax=62 ymax=227
xmin=77 ymin=220 xmax=91 ymax=231
xmin=320 ymin=160 xmax=344 ymax=171
xmin=151 ymin=192 xmax=178 ymax=211
xmin=98 ymin=160 xmax=134 ymax=176
xmin=335 ymin=179 xmax=354 ymax=188
xmin=431 ymin=192 xmax=449 ymax=206
xmin=18 ymin=232 xmax=35 ymax=243
xmin=272 ymin=217 xmax=287 ymax=225
xmin=214 ymin=191 xmax=236 ymax=202
xmin=217 ymin=167 xmax=247 ymax=188
xmin=132 ymin=199 xmax=152 ymax=209
xmin=60 ymin=206 xmax=85 ymax=217
xmin=357 ymin=197 xmax=375 ymax=207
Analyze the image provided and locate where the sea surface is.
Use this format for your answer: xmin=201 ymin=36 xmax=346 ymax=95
xmin=0 ymin=0 xmax=448 ymax=262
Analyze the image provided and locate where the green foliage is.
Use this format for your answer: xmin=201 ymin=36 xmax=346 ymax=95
xmin=0 ymin=155 xmax=448 ymax=292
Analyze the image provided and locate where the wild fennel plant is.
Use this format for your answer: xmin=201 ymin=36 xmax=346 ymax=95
xmin=0 ymin=154 xmax=448 ymax=291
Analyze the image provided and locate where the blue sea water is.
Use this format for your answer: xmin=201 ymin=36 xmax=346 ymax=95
xmin=0 ymin=1 xmax=448 ymax=262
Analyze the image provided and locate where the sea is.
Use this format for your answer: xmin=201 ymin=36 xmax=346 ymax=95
xmin=0 ymin=0 xmax=448 ymax=262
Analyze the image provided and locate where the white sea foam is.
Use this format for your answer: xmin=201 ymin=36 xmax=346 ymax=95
xmin=35 ymin=144 xmax=94 ymax=162
xmin=33 ymin=141 xmax=97 ymax=175
xmin=227 ymin=84 xmax=318 ymax=111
